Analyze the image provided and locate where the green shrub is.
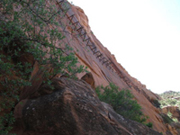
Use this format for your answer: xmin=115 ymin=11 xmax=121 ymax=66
xmin=160 ymin=100 xmax=168 ymax=108
xmin=0 ymin=0 xmax=86 ymax=134
xmin=96 ymin=83 xmax=150 ymax=125
xmin=146 ymin=122 xmax=153 ymax=128
xmin=166 ymin=99 xmax=177 ymax=106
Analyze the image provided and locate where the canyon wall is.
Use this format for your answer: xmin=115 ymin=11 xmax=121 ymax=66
xmin=54 ymin=1 xmax=177 ymax=134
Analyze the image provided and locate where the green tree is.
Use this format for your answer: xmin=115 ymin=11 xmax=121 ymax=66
xmin=0 ymin=0 xmax=86 ymax=134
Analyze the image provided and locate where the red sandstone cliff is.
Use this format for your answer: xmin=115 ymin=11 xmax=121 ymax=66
xmin=0 ymin=0 xmax=178 ymax=134
xmin=55 ymin=1 xmax=178 ymax=134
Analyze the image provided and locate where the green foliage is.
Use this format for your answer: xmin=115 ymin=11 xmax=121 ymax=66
xmin=159 ymin=91 xmax=180 ymax=123
xmin=0 ymin=0 xmax=86 ymax=134
xmin=160 ymin=91 xmax=180 ymax=99
xmin=160 ymin=91 xmax=180 ymax=109
xmin=166 ymin=99 xmax=177 ymax=106
xmin=146 ymin=122 xmax=153 ymax=128
xmin=95 ymin=83 xmax=150 ymax=126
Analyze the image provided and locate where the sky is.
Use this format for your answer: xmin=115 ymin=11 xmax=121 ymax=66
xmin=68 ymin=0 xmax=180 ymax=94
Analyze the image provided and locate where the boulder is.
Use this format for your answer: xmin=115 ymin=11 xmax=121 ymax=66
xmin=13 ymin=78 xmax=161 ymax=135
xmin=162 ymin=106 xmax=180 ymax=121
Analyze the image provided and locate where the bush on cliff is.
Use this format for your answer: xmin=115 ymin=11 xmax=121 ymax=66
xmin=0 ymin=0 xmax=86 ymax=134
xmin=95 ymin=83 xmax=152 ymax=127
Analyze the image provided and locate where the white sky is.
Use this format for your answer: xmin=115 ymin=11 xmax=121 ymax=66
xmin=69 ymin=0 xmax=180 ymax=94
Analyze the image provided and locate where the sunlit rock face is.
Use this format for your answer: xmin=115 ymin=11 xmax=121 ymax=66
xmin=58 ymin=1 xmax=170 ymax=134
xmin=72 ymin=6 xmax=91 ymax=34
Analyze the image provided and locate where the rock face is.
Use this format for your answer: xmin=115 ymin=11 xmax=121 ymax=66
xmin=162 ymin=106 xmax=180 ymax=121
xmin=81 ymin=72 xmax=95 ymax=89
xmin=54 ymin=0 xmax=172 ymax=134
xmin=13 ymin=77 xmax=161 ymax=135
xmin=2 ymin=0 xmax=177 ymax=134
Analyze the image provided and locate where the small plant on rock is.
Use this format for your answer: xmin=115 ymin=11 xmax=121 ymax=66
xmin=95 ymin=83 xmax=151 ymax=127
